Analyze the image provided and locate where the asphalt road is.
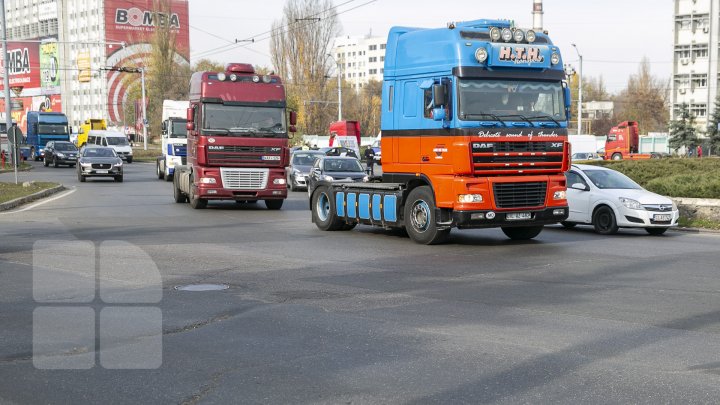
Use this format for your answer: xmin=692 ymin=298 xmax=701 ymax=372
xmin=1 ymin=160 xmax=719 ymax=404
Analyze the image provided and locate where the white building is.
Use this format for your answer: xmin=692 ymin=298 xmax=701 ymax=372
xmin=331 ymin=34 xmax=386 ymax=92
xmin=672 ymin=0 xmax=717 ymax=132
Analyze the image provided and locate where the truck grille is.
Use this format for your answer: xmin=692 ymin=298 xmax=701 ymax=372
xmin=207 ymin=146 xmax=282 ymax=166
xmin=472 ymin=141 xmax=565 ymax=175
xmin=220 ymin=168 xmax=268 ymax=190
xmin=493 ymin=182 xmax=547 ymax=208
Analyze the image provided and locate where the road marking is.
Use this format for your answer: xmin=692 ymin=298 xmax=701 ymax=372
xmin=0 ymin=187 xmax=77 ymax=215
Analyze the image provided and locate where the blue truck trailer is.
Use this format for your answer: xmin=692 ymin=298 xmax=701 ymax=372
xmin=26 ymin=111 xmax=70 ymax=161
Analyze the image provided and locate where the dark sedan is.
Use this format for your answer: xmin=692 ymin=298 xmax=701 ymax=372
xmin=324 ymin=146 xmax=359 ymax=159
xmin=77 ymin=146 xmax=124 ymax=182
xmin=43 ymin=141 xmax=79 ymax=167
xmin=287 ymin=150 xmax=325 ymax=191
xmin=307 ymin=156 xmax=368 ymax=195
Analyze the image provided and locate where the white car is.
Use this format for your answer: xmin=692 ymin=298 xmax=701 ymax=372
xmin=562 ymin=164 xmax=679 ymax=235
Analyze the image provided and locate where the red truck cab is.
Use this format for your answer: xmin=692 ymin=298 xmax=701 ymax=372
xmin=605 ymin=121 xmax=652 ymax=160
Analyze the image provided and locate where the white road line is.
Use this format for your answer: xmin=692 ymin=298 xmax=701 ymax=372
xmin=0 ymin=187 xmax=77 ymax=215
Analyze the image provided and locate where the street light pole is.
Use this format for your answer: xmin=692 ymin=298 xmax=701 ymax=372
xmin=327 ymin=54 xmax=342 ymax=121
xmin=571 ymin=43 xmax=583 ymax=135
xmin=140 ymin=67 xmax=147 ymax=150
xmin=0 ymin=0 xmax=18 ymax=184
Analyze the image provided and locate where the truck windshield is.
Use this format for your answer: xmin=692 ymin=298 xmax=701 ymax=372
xmin=457 ymin=79 xmax=566 ymax=122
xmin=170 ymin=120 xmax=187 ymax=138
xmin=202 ymin=104 xmax=287 ymax=137
xmin=37 ymin=124 xmax=69 ymax=135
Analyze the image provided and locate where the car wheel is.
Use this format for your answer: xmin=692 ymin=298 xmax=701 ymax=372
xmin=115 ymin=175 xmax=123 ymax=182
xmin=43 ymin=156 xmax=49 ymax=167
xmin=78 ymin=172 xmax=86 ymax=182
xmin=126 ymin=157 xmax=133 ymax=163
xmin=265 ymin=199 xmax=284 ymax=210
xmin=173 ymin=175 xmax=187 ymax=203
xmin=593 ymin=206 xmax=619 ymax=235
xmin=501 ymin=226 xmax=544 ymax=240
xmin=645 ymin=227 xmax=668 ymax=235
xmin=611 ymin=153 xmax=622 ymax=161
xmin=403 ymin=186 xmax=450 ymax=245
xmin=560 ymin=221 xmax=577 ymax=228
xmin=311 ymin=185 xmax=345 ymax=231
xmin=188 ymin=177 xmax=207 ymax=209
xmin=53 ymin=157 xmax=59 ymax=168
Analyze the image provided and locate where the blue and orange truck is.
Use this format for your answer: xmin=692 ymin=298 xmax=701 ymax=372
xmin=310 ymin=19 xmax=572 ymax=244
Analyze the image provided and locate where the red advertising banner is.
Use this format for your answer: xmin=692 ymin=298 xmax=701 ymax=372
xmin=0 ymin=94 xmax=62 ymax=132
xmin=104 ymin=0 xmax=189 ymax=123
xmin=0 ymin=42 xmax=42 ymax=92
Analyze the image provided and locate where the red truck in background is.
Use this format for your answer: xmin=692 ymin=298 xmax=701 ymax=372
xmin=173 ymin=63 xmax=296 ymax=210
xmin=328 ymin=120 xmax=361 ymax=157
xmin=604 ymin=121 xmax=660 ymax=160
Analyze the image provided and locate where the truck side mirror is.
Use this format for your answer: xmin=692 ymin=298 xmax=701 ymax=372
xmin=186 ymin=107 xmax=195 ymax=131
xmin=432 ymin=84 xmax=446 ymax=106
xmin=289 ymin=110 xmax=297 ymax=126
xmin=161 ymin=121 xmax=167 ymax=132
xmin=564 ymin=86 xmax=571 ymax=116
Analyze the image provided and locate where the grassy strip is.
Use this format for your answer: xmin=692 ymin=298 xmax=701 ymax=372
xmin=0 ymin=162 xmax=32 ymax=173
xmin=679 ymin=217 xmax=720 ymax=230
xmin=0 ymin=181 xmax=60 ymax=204
xmin=584 ymin=158 xmax=720 ymax=199
xmin=131 ymin=147 xmax=162 ymax=162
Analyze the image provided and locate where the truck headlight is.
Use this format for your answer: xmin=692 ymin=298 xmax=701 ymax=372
xmin=619 ymin=197 xmax=642 ymax=209
xmin=553 ymin=191 xmax=566 ymax=200
xmin=273 ymin=178 xmax=286 ymax=185
xmin=458 ymin=194 xmax=483 ymax=203
xmin=199 ymin=177 xmax=217 ymax=184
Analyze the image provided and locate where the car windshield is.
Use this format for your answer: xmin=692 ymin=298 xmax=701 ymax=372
xmin=323 ymin=159 xmax=363 ymax=172
xmin=55 ymin=143 xmax=77 ymax=151
xmin=583 ymin=169 xmax=642 ymax=190
xmin=202 ymin=104 xmax=287 ymax=137
xmin=105 ymin=137 xmax=129 ymax=146
xmin=292 ymin=153 xmax=322 ymax=166
xmin=83 ymin=148 xmax=116 ymax=158
xmin=457 ymin=79 xmax=567 ymax=121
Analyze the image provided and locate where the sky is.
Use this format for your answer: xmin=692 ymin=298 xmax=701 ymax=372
xmin=188 ymin=0 xmax=674 ymax=95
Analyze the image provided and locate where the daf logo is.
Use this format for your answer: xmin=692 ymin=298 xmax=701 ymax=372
xmin=208 ymin=145 xmax=224 ymax=150
xmin=477 ymin=143 xmax=494 ymax=148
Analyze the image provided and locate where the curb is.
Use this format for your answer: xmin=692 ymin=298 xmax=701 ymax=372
xmin=671 ymin=226 xmax=720 ymax=234
xmin=0 ymin=184 xmax=65 ymax=211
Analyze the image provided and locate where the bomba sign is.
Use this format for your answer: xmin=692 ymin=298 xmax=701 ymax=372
xmin=115 ymin=8 xmax=180 ymax=28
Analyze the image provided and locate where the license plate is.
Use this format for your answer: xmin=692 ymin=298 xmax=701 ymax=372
xmin=654 ymin=214 xmax=672 ymax=221
xmin=96 ymin=170 xmax=108 ymax=174
xmin=506 ymin=212 xmax=532 ymax=221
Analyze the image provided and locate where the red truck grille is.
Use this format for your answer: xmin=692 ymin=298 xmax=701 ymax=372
xmin=493 ymin=182 xmax=547 ymax=208
xmin=206 ymin=146 xmax=282 ymax=166
xmin=471 ymin=141 xmax=565 ymax=175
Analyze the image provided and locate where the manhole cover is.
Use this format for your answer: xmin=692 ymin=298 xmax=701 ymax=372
xmin=174 ymin=284 xmax=229 ymax=292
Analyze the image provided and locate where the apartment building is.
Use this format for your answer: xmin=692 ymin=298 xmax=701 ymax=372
xmin=331 ymin=35 xmax=386 ymax=92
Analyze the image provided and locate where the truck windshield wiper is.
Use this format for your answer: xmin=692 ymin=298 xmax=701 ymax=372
xmin=203 ymin=128 xmax=229 ymax=134
xmin=527 ymin=114 xmax=561 ymax=126
xmin=461 ymin=113 xmax=508 ymax=127
xmin=495 ymin=114 xmax=533 ymax=126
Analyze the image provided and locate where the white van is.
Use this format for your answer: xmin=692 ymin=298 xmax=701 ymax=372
xmin=86 ymin=130 xmax=133 ymax=163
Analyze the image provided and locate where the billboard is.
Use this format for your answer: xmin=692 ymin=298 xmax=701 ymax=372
xmin=104 ymin=0 xmax=190 ymax=124
xmin=0 ymin=42 xmax=42 ymax=91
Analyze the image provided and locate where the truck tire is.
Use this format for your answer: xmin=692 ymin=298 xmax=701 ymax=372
xmin=312 ymin=185 xmax=345 ymax=231
xmin=611 ymin=153 xmax=622 ymax=161
xmin=593 ymin=205 xmax=619 ymax=235
xmin=156 ymin=160 xmax=163 ymax=179
xmin=188 ymin=177 xmax=207 ymax=209
xmin=403 ymin=186 xmax=450 ymax=245
xmin=173 ymin=175 xmax=187 ymax=203
xmin=501 ymin=226 xmax=543 ymax=240
xmin=265 ymin=199 xmax=284 ymax=210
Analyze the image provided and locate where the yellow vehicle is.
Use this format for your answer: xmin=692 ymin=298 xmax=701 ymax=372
xmin=77 ymin=118 xmax=107 ymax=147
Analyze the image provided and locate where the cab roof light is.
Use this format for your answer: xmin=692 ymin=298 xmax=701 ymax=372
xmin=525 ymin=30 xmax=537 ymax=43
xmin=513 ymin=29 xmax=525 ymax=43
xmin=501 ymin=28 xmax=513 ymax=42
xmin=489 ymin=27 xmax=501 ymax=41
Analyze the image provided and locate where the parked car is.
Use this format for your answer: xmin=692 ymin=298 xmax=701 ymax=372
xmin=324 ymin=146 xmax=359 ymax=159
xmin=77 ymin=146 xmax=124 ymax=182
xmin=561 ymin=164 xmax=679 ymax=235
xmin=306 ymin=156 xmax=369 ymax=195
xmin=571 ymin=152 xmax=601 ymax=161
xmin=287 ymin=150 xmax=325 ymax=191
xmin=43 ymin=141 xmax=79 ymax=167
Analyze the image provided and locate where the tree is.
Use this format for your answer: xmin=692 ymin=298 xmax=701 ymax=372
xmin=269 ymin=0 xmax=341 ymax=136
xmin=669 ymin=103 xmax=698 ymax=155
xmin=342 ymin=79 xmax=382 ymax=138
xmin=614 ymin=58 xmax=669 ymax=135
xmin=706 ymin=94 xmax=720 ymax=155
xmin=193 ymin=59 xmax=225 ymax=73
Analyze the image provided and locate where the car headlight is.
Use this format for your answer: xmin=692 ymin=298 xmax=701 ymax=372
xmin=321 ymin=175 xmax=334 ymax=181
xmin=363 ymin=175 xmax=369 ymax=182
xmin=293 ymin=168 xmax=301 ymax=175
xmin=619 ymin=197 xmax=642 ymax=210
xmin=56 ymin=153 xmax=65 ymax=158
xmin=81 ymin=162 xmax=92 ymax=167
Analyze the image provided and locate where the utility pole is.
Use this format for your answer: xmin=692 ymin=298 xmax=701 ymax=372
xmin=572 ymin=43 xmax=583 ymax=135
xmin=0 ymin=0 xmax=17 ymax=183
xmin=327 ymin=54 xmax=342 ymax=121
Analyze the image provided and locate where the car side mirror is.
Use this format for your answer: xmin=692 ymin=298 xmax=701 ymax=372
xmin=571 ymin=182 xmax=588 ymax=191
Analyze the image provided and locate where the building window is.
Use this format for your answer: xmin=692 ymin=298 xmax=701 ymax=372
xmin=369 ymin=56 xmax=377 ymax=63
xmin=369 ymin=69 xmax=377 ymax=74
xmin=675 ymin=45 xmax=691 ymax=59
xmin=690 ymin=103 xmax=707 ymax=118
xmin=380 ymin=43 xmax=386 ymax=49
xmin=674 ymin=74 xmax=690 ymax=89
xmin=369 ymin=44 xmax=376 ymax=51
xmin=675 ymin=15 xmax=691 ymax=30
xmin=692 ymin=44 xmax=708 ymax=59
xmin=691 ymin=74 xmax=707 ymax=88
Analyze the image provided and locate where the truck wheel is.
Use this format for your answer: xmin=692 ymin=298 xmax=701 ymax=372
xmin=645 ymin=227 xmax=668 ymax=235
xmin=403 ymin=186 xmax=450 ymax=245
xmin=593 ymin=206 xmax=619 ymax=235
xmin=312 ymin=186 xmax=345 ymax=231
xmin=156 ymin=161 xmax=163 ymax=179
xmin=188 ymin=178 xmax=207 ymax=209
xmin=611 ymin=153 xmax=622 ymax=161
xmin=163 ymin=168 xmax=172 ymax=182
xmin=265 ymin=199 xmax=284 ymax=210
xmin=173 ymin=175 xmax=187 ymax=203
xmin=501 ymin=226 xmax=543 ymax=240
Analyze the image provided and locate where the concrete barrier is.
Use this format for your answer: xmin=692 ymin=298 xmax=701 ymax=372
xmin=0 ymin=184 xmax=65 ymax=211
xmin=672 ymin=197 xmax=720 ymax=222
